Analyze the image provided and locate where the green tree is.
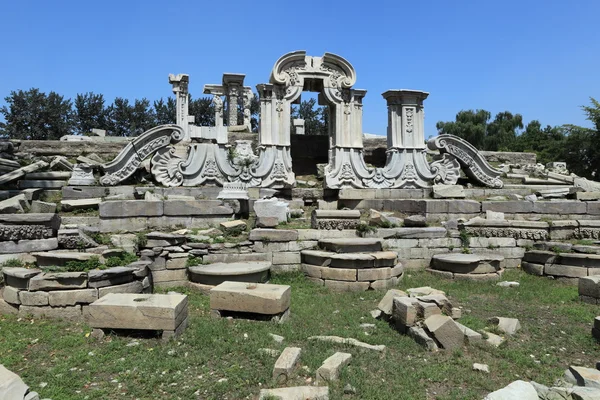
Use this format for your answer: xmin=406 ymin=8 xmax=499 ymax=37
xmin=106 ymin=97 xmax=132 ymax=136
xmin=153 ymin=97 xmax=176 ymax=125
xmin=513 ymin=121 xmax=566 ymax=165
xmin=485 ymin=111 xmax=523 ymax=151
xmin=291 ymin=98 xmax=328 ymax=135
xmin=130 ymin=98 xmax=155 ymax=135
xmin=0 ymin=88 xmax=74 ymax=140
xmin=189 ymin=95 xmax=215 ymax=127
xmin=436 ymin=109 xmax=490 ymax=149
xmin=74 ymin=92 xmax=108 ymax=134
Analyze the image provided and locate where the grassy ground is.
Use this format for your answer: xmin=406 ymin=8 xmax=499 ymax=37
xmin=0 ymin=269 xmax=598 ymax=400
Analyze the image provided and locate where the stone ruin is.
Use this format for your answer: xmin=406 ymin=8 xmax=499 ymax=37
xmin=99 ymin=50 xmax=503 ymax=190
xmin=1 ymin=50 xmax=600 ymax=400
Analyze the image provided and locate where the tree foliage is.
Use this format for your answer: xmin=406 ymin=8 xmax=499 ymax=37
xmin=0 ymin=88 xmax=74 ymax=140
xmin=291 ymin=98 xmax=328 ymax=135
xmin=436 ymin=98 xmax=600 ymax=180
xmin=74 ymin=92 xmax=108 ymax=134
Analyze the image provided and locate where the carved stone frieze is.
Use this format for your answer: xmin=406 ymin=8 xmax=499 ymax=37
xmin=428 ymin=134 xmax=504 ymax=188
xmin=151 ymin=147 xmax=184 ymax=187
xmin=100 ymin=125 xmax=184 ymax=186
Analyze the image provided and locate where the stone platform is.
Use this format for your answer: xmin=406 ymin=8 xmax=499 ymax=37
xmin=84 ymin=293 xmax=188 ymax=340
xmin=523 ymin=244 xmax=600 ymax=282
xmin=301 ymin=238 xmax=403 ymax=291
xmin=427 ymin=253 xmax=504 ymax=281
xmin=188 ymin=261 xmax=270 ymax=287
xmin=209 ymin=281 xmax=290 ymax=323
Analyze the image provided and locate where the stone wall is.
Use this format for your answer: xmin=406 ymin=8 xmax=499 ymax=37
xmin=1 ymin=263 xmax=150 ymax=320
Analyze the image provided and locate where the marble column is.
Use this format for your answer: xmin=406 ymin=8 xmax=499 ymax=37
xmin=168 ymin=74 xmax=190 ymax=140
xmin=223 ymin=74 xmax=245 ymax=126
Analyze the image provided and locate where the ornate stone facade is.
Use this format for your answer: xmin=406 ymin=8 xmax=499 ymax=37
xmin=100 ymin=51 xmax=502 ymax=190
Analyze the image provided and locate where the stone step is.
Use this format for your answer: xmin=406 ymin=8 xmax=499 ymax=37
xmin=301 ymin=249 xmax=398 ymax=268
xmin=318 ymin=238 xmax=383 ymax=253
xmin=188 ymin=261 xmax=270 ymax=286
xmin=430 ymin=253 xmax=504 ymax=274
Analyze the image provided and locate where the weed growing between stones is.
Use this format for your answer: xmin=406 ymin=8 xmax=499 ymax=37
xmin=356 ymin=222 xmax=377 ymax=237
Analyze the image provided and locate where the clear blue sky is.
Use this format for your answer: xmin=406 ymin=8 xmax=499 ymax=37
xmin=1 ymin=0 xmax=599 ymax=138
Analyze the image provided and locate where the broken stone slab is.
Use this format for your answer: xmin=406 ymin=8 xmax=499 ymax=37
xmin=407 ymin=287 xmax=445 ymax=297
xmin=391 ymin=227 xmax=447 ymax=239
xmin=408 ymin=326 xmax=439 ymax=351
xmin=483 ymin=330 xmax=505 ymax=347
xmin=19 ymin=179 xmax=67 ymax=189
xmin=50 ymin=156 xmax=73 ymax=171
xmin=483 ymin=380 xmax=538 ymax=400
xmin=568 ymin=366 xmax=600 ymax=389
xmin=32 ymin=251 xmax=100 ymax=267
xmin=0 ymin=364 xmax=30 ymax=399
xmin=415 ymin=300 xmax=442 ymax=319
xmin=377 ymin=289 xmax=408 ymax=317
xmin=145 ymin=231 xmax=186 ymax=247
xmin=256 ymin=216 xmax=279 ymax=228
xmin=316 ymin=352 xmax=352 ymax=385
xmin=403 ymin=215 xmax=427 ymax=227
xmin=488 ymin=317 xmax=521 ymax=335
xmin=30 ymin=200 xmax=57 ymax=214
xmin=254 ymin=198 xmax=289 ymax=223
xmin=432 ymin=184 xmax=465 ymax=198
xmin=25 ymin=171 xmax=72 ymax=180
xmin=249 ymin=228 xmax=298 ymax=242
xmin=60 ymin=198 xmax=102 ymax=211
xmin=454 ymin=321 xmax=483 ymax=344
xmin=0 ymin=238 xmax=59 ymax=255
xmin=0 ymin=213 xmax=61 ymax=230
xmin=210 ymin=281 xmax=290 ymax=315
xmin=0 ymin=194 xmax=29 ymax=214
xmin=273 ymin=347 xmax=302 ymax=383
xmin=219 ymin=220 xmax=247 ymax=233
xmin=392 ymin=296 xmax=419 ymax=330
xmin=424 ymin=314 xmax=465 ymax=350
xmin=163 ymin=200 xmax=233 ymax=216
xmin=2 ymin=267 xmax=42 ymax=289
xmin=308 ymin=335 xmax=385 ymax=352
xmin=84 ymin=293 xmax=188 ymax=332
xmin=0 ymin=160 xmax=48 ymax=185
xmin=99 ymin=200 xmax=163 ymax=218
xmin=486 ymin=210 xmax=505 ymax=220
xmin=258 ymin=386 xmax=329 ymax=400
xmin=29 ymin=271 xmax=88 ymax=291
xmin=431 ymin=253 xmax=503 ymax=274
xmin=189 ymin=262 xmax=270 ymax=286
xmin=496 ymin=281 xmax=520 ymax=288
xmin=473 ymin=363 xmax=490 ymax=373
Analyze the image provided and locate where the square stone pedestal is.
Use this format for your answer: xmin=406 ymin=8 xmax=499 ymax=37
xmin=84 ymin=293 xmax=188 ymax=340
xmin=210 ymin=281 xmax=291 ymax=323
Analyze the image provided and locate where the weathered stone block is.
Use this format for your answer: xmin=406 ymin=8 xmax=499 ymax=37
xmin=272 ymin=252 xmax=301 ymax=265
xmin=163 ymin=200 xmax=233 ymax=216
xmin=166 ymin=257 xmax=188 ymax=270
xmin=29 ymin=272 xmax=87 ymax=291
xmin=2 ymin=267 xmax=41 ymax=289
xmin=578 ymin=275 xmax=600 ymax=298
xmin=210 ymin=281 xmax=290 ymax=315
xmin=3 ymin=286 xmax=20 ymax=305
xmin=98 ymin=281 xmax=143 ymax=297
xmin=316 ymin=352 xmax=352 ymax=384
xmin=273 ymin=347 xmax=302 ymax=383
xmin=321 ymin=268 xmax=357 ymax=281
xmin=482 ymin=201 xmax=533 ymax=213
xmin=258 ymin=386 xmax=329 ymax=400
xmin=324 ymin=280 xmax=369 ymax=292
xmin=0 ymin=238 xmax=58 ymax=255
xmin=424 ymin=314 xmax=464 ymax=350
xmin=19 ymin=290 xmax=49 ymax=306
xmin=545 ymin=264 xmax=587 ymax=278
xmin=84 ymin=293 xmax=188 ymax=331
xmin=392 ymin=296 xmax=418 ymax=327
xmin=249 ymin=228 xmax=298 ymax=242
xmin=19 ymin=304 xmax=82 ymax=321
xmin=49 ymin=288 xmax=98 ymax=306
xmin=99 ymin=200 xmax=163 ymax=218
xmin=534 ymin=201 xmax=587 ymax=214
xmin=521 ymin=261 xmax=544 ymax=276
xmin=357 ymin=267 xmax=392 ymax=281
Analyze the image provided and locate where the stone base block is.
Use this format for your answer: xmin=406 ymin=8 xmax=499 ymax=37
xmin=210 ymin=281 xmax=290 ymax=315
xmin=18 ymin=305 xmax=82 ymax=321
xmin=211 ymin=307 xmax=290 ymax=324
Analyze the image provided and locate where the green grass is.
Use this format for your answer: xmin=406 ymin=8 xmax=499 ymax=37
xmin=0 ymin=270 xmax=598 ymax=399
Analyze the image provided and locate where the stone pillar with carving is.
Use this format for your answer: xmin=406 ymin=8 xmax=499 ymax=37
xmin=168 ymin=74 xmax=190 ymax=141
xmin=374 ymin=90 xmax=459 ymax=188
xmin=204 ymin=84 xmax=225 ymax=128
xmin=223 ymin=74 xmax=245 ymax=127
